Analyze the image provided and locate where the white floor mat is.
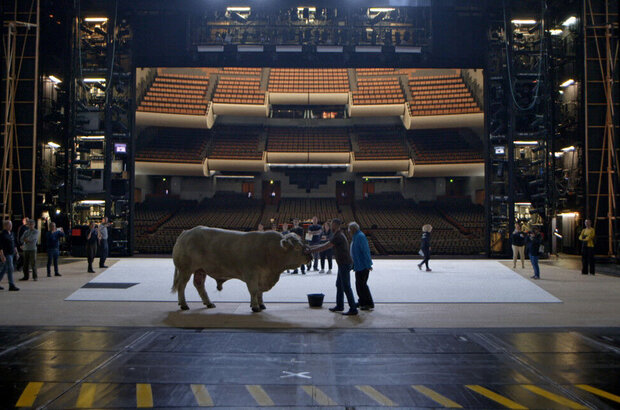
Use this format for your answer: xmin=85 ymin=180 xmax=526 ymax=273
xmin=65 ymin=258 xmax=561 ymax=304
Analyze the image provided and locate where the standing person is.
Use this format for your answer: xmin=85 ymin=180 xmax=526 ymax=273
xmin=511 ymin=223 xmax=526 ymax=269
xmin=307 ymin=216 xmax=322 ymax=271
xmin=417 ymin=224 xmax=433 ymax=272
xmin=15 ymin=217 xmax=28 ymax=271
xmin=86 ymin=221 xmax=98 ymax=273
xmin=527 ymin=227 xmax=542 ymax=279
xmin=281 ymin=222 xmax=291 ymax=273
xmin=19 ymin=219 xmax=39 ymax=281
xmin=290 ymin=218 xmax=306 ymax=274
xmin=46 ymin=223 xmax=65 ymax=277
xmin=311 ymin=219 xmax=358 ymax=316
xmin=99 ymin=217 xmax=110 ymax=269
xmin=349 ymin=222 xmax=374 ymax=311
xmin=319 ymin=221 xmax=333 ymax=274
xmin=257 ymin=223 xmax=264 ymax=232
xmin=0 ymin=220 xmax=20 ymax=291
xmin=578 ymin=219 xmax=596 ymax=275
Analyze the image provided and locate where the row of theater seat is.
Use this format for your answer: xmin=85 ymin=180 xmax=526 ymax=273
xmin=408 ymin=129 xmax=483 ymax=164
xmin=135 ymin=131 xmax=207 ymax=163
xmin=355 ymin=132 xmax=409 ymax=160
xmin=138 ymin=73 xmax=209 ymax=116
xmin=268 ymin=68 xmax=349 ymax=93
xmin=208 ymin=128 xmax=262 ymax=160
xmin=352 ymin=77 xmax=405 ymax=105
xmin=408 ymin=74 xmax=481 ymax=116
xmin=266 ymin=128 xmax=351 ymax=152
xmin=213 ymin=77 xmax=265 ymax=105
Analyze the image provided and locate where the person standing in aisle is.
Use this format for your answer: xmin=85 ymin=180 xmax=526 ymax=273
xmin=311 ymin=219 xmax=358 ymax=316
xmin=19 ymin=219 xmax=39 ymax=281
xmin=99 ymin=217 xmax=110 ymax=269
xmin=46 ymin=223 xmax=65 ymax=277
xmin=578 ymin=219 xmax=596 ymax=275
xmin=349 ymin=222 xmax=374 ymax=311
xmin=307 ymin=216 xmax=322 ymax=271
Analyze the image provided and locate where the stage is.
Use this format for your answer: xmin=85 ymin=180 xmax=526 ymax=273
xmin=66 ymin=258 xmax=561 ymax=304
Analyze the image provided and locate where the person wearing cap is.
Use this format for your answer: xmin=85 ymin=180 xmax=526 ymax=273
xmin=19 ymin=219 xmax=39 ymax=281
xmin=310 ymin=218 xmax=358 ymax=316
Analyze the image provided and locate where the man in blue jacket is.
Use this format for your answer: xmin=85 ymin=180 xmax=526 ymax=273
xmin=348 ymin=221 xmax=374 ymax=310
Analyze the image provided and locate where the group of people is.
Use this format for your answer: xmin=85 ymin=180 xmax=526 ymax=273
xmin=0 ymin=219 xmax=66 ymax=291
xmin=261 ymin=217 xmax=374 ymax=316
xmin=85 ymin=218 xmax=110 ymax=273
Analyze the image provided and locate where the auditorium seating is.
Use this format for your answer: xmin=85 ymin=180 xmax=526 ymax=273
xmin=355 ymin=127 xmax=409 ymax=160
xmin=352 ymin=75 xmax=405 ymax=105
xmin=356 ymin=68 xmax=397 ymax=76
xmin=263 ymin=198 xmax=340 ymax=226
xmin=408 ymin=129 xmax=483 ymax=164
xmin=267 ymin=128 xmax=350 ymax=152
xmin=437 ymin=198 xmax=485 ymax=237
xmin=137 ymin=71 xmax=209 ymax=115
xmin=268 ymin=68 xmax=349 ymax=93
xmin=221 ymin=67 xmax=262 ymax=76
xmin=213 ymin=77 xmax=265 ymax=105
xmin=208 ymin=127 xmax=262 ymax=160
xmin=408 ymin=73 xmax=481 ymax=116
xmin=136 ymin=128 xmax=208 ymax=163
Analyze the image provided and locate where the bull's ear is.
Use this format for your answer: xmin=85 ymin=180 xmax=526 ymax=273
xmin=280 ymin=238 xmax=292 ymax=249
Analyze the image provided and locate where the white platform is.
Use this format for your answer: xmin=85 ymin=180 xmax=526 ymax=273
xmin=65 ymin=259 xmax=561 ymax=304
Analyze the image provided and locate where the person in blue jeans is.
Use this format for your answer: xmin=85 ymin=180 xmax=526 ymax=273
xmin=310 ymin=219 xmax=357 ymax=316
xmin=46 ymin=223 xmax=65 ymax=277
xmin=0 ymin=220 xmax=20 ymax=291
xmin=527 ymin=228 xmax=542 ymax=279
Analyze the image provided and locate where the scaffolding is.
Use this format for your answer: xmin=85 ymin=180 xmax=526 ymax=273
xmin=1 ymin=0 xmax=39 ymax=220
xmin=583 ymin=0 xmax=619 ymax=258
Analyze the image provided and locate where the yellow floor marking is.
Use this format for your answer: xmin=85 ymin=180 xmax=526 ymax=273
xmin=136 ymin=383 xmax=153 ymax=408
xmin=191 ymin=384 xmax=214 ymax=406
xmin=465 ymin=385 xmax=527 ymax=409
xmin=522 ymin=385 xmax=587 ymax=409
xmin=15 ymin=382 xmax=44 ymax=408
xmin=412 ymin=385 xmax=463 ymax=408
xmin=75 ymin=383 xmax=97 ymax=408
xmin=301 ymin=385 xmax=338 ymax=406
xmin=576 ymin=384 xmax=620 ymax=403
xmin=246 ymin=385 xmax=274 ymax=406
xmin=356 ymin=385 xmax=397 ymax=406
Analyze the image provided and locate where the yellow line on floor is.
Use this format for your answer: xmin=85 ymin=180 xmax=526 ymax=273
xmin=301 ymin=385 xmax=338 ymax=406
xmin=75 ymin=383 xmax=97 ymax=408
xmin=15 ymin=382 xmax=43 ymax=408
xmin=412 ymin=385 xmax=462 ymax=408
xmin=136 ymin=383 xmax=153 ymax=408
xmin=246 ymin=385 xmax=274 ymax=406
xmin=356 ymin=385 xmax=397 ymax=406
xmin=522 ymin=385 xmax=587 ymax=409
xmin=465 ymin=385 xmax=527 ymax=409
xmin=191 ymin=384 xmax=214 ymax=406
xmin=575 ymin=384 xmax=620 ymax=403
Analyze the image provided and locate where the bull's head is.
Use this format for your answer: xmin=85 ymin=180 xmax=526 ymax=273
xmin=280 ymin=233 xmax=313 ymax=264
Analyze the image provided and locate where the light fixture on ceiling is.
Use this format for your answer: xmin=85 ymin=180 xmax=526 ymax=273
xmin=511 ymin=19 xmax=537 ymax=25
xmin=48 ymin=75 xmax=62 ymax=84
xmin=562 ymin=16 xmax=577 ymax=26
xmin=560 ymin=79 xmax=575 ymax=87
xmin=84 ymin=17 xmax=108 ymax=22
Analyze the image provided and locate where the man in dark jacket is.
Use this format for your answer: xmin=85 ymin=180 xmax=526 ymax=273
xmin=349 ymin=222 xmax=374 ymax=311
xmin=527 ymin=228 xmax=543 ymax=279
xmin=311 ymin=219 xmax=358 ymax=316
xmin=290 ymin=218 xmax=306 ymax=274
xmin=511 ymin=223 xmax=526 ymax=269
xmin=417 ymin=224 xmax=433 ymax=272
xmin=0 ymin=220 xmax=20 ymax=291
xmin=46 ymin=223 xmax=65 ymax=277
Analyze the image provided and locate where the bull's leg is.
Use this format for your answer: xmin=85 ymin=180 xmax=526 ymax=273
xmin=177 ymin=273 xmax=191 ymax=310
xmin=246 ymin=280 xmax=261 ymax=312
xmin=193 ymin=270 xmax=216 ymax=309
xmin=258 ymin=293 xmax=266 ymax=310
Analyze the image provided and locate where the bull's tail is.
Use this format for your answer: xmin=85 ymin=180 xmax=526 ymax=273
xmin=171 ymin=267 xmax=181 ymax=293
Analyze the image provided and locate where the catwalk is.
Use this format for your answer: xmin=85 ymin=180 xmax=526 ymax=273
xmin=66 ymin=258 xmax=560 ymax=304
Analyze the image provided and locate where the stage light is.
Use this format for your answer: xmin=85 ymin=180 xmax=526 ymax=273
xmin=269 ymin=180 xmax=274 ymax=184
xmin=554 ymin=152 xmax=564 ymax=157
xmin=78 ymin=200 xmax=105 ymax=205
xmin=561 ymin=146 xmax=576 ymax=152
xmin=84 ymin=17 xmax=108 ymax=22
xmin=548 ymin=29 xmax=563 ymax=35
xmin=342 ymin=181 xmax=346 ymax=184
xmin=558 ymin=212 xmax=579 ymax=217
xmin=162 ymin=177 xmax=166 ymax=181
xmin=513 ymin=141 xmax=539 ymax=145
xmin=83 ymin=78 xmax=106 ymax=83
xmin=512 ymin=19 xmax=537 ymax=25
xmin=449 ymin=179 xmax=454 ymax=183
xmin=369 ymin=8 xmax=395 ymax=13
xmin=562 ymin=16 xmax=577 ymax=26
xmin=47 ymin=142 xmax=60 ymax=149
xmin=560 ymin=79 xmax=575 ymax=88
xmin=77 ymin=135 xmax=105 ymax=140
xmin=55 ymin=209 xmax=61 ymax=215
xmin=48 ymin=75 xmax=62 ymax=84
xmin=226 ymin=7 xmax=250 ymax=12
xmin=515 ymin=202 xmax=532 ymax=206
